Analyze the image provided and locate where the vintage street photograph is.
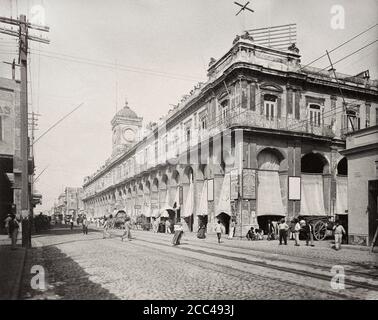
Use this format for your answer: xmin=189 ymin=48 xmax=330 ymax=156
xmin=0 ymin=0 xmax=377 ymax=305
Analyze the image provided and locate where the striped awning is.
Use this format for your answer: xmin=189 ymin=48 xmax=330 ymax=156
xmin=197 ymin=181 xmax=208 ymax=216
xmin=216 ymin=173 xmax=231 ymax=217
xmin=183 ymin=183 xmax=194 ymax=217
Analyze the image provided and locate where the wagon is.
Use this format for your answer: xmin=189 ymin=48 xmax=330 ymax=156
xmin=297 ymin=215 xmax=335 ymax=241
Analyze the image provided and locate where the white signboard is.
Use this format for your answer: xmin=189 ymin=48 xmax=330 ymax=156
xmin=288 ymin=176 xmax=301 ymax=200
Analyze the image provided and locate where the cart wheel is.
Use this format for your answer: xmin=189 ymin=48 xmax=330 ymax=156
xmin=313 ymin=220 xmax=327 ymax=241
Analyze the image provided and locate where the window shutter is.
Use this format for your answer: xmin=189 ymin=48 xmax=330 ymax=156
xmin=287 ymin=89 xmax=293 ymax=115
xmin=250 ymin=83 xmax=256 ymax=111
xmin=295 ymin=91 xmax=300 ymax=120
xmin=241 ymin=81 xmax=248 ymax=109
xmin=231 ymin=86 xmax=235 ymax=109
xmin=260 ymin=94 xmax=264 ymax=115
xmin=277 ymin=96 xmax=281 ymax=119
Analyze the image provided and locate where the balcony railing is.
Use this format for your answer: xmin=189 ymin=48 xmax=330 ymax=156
xmin=207 ymin=109 xmax=334 ymax=138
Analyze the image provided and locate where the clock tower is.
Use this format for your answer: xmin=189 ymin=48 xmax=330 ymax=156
xmin=111 ymin=99 xmax=142 ymax=156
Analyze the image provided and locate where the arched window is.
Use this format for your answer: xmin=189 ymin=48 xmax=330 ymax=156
xmin=308 ymin=104 xmax=322 ymax=127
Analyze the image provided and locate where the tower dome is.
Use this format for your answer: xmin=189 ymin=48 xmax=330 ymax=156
xmin=115 ymin=100 xmax=138 ymax=119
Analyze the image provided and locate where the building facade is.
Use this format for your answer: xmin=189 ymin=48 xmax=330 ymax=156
xmin=341 ymin=125 xmax=378 ymax=246
xmin=82 ymin=33 xmax=378 ymax=237
xmin=52 ymin=187 xmax=84 ymax=222
xmin=0 ymin=75 xmax=23 ymax=232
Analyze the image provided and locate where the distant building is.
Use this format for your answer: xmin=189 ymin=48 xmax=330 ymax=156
xmin=341 ymin=125 xmax=378 ymax=246
xmin=52 ymin=187 xmax=84 ymax=222
xmin=82 ymin=31 xmax=378 ymax=237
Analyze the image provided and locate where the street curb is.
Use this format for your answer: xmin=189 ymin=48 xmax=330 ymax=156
xmin=10 ymin=246 xmax=27 ymax=300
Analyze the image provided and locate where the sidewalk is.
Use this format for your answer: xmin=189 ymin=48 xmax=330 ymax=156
xmin=0 ymin=234 xmax=26 ymax=300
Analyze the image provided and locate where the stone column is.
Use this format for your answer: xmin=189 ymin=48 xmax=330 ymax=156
xmin=287 ymin=139 xmax=301 ymax=220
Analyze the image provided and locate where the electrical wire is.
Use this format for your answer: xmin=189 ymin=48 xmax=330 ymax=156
xmin=299 ymin=23 xmax=378 ymax=71
xmin=29 ymin=49 xmax=203 ymax=82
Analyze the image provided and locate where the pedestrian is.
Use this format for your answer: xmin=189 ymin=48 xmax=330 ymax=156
xmin=82 ymin=216 xmax=89 ymax=235
xmin=228 ymin=220 xmax=236 ymax=239
xmin=4 ymin=214 xmax=12 ymax=238
xmin=278 ymin=218 xmax=289 ymax=245
xmin=215 ymin=221 xmax=223 ymax=244
xmin=103 ymin=215 xmax=112 ymax=239
xmin=294 ymin=218 xmax=301 ymax=246
xmin=303 ymin=220 xmax=314 ymax=247
xmin=246 ymin=227 xmax=255 ymax=240
xmin=197 ymin=224 xmax=206 ymax=239
xmin=70 ymin=217 xmax=74 ymax=230
xmin=165 ymin=219 xmax=171 ymax=234
xmin=333 ymin=221 xmax=346 ymax=250
xmin=8 ymin=214 xmax=20 ymax=250
xmin=121 ymin=218 xmax=132 ymax=241
xmin=267 ymin=220 xmax=275 ymax=240
xmin=172 ymin=223 xmax=184 ymax=246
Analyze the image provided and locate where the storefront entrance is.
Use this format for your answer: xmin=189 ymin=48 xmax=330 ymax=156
xmin=216 ymin=212 xmax=230 ymax=234
xmin=0 ymin=167 xmax=13 ymax=234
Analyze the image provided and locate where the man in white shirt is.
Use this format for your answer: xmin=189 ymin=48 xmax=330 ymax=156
xmin=333 ymin=221 xmax=346 ymax=250
xmin=215 ymin=221 xmax=223 ymax=244
xmin=294 ymin=219 xmax=301 ymax=246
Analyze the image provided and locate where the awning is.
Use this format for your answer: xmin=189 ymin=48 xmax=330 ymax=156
xmin=300 ymin=174 xmax=326 ymax=216
xmin=172 ymin=187 xmax=180 ymax=209
xmin=151 ymin=209 xmax=160 ymax=218
xmin=183 ymin=183 xmax=194 ymax=217
xmin=161 ymin=191 xmax=174 ymax=211
xmin=257 ymin=170 xmax=285 ymax=217
xmin=216 ymin=173 xmax=231 ymax=217
xmin=197 ymin=181 xmax=208 ymax=216
xmin=143 ymin=206 xmax=152 ymax=218
xmin=336 ymin=176 xmax=348 ymax=215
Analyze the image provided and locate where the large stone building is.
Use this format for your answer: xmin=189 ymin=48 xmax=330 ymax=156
xmin=0 ymin=75 xmax=27 ymax=232
xmin=82 ymin=33 xmax=378 ymax=237
xmin=341 ymin=125 xmax=378 ymax=246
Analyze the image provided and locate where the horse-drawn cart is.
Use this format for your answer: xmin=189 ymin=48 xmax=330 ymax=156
xmin=298 ymin=215 xmax=335 ymax=241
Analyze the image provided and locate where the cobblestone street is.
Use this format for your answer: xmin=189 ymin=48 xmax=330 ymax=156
xmin=18 ymin=226 xmax=378 ymax=300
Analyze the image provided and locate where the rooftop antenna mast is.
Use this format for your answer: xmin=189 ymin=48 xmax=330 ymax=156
xmin=234 ymin=1 xmax=254 ymax=31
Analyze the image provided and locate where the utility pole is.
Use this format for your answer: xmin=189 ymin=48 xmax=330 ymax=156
xmin=0 ymin=15 xmax=49 ymax=248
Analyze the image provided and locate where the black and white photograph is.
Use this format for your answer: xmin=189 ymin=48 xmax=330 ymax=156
xmin=0 ymin=0 xmax=377 ymax=310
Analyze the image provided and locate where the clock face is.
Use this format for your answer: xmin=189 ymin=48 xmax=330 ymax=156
xmin=123 ymin=128 xmax=135 ymax=142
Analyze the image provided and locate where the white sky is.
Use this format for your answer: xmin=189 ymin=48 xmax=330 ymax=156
xmin=0 ymin=0 xmax=377 ymax=212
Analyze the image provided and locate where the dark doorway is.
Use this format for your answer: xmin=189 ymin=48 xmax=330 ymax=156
xmin=301 ymin=152 xmax=328 ymax=174
xmin=0 ymin=169 xmax=13 ymax=234
xmin=257 ymin=215 xmax=283 ymax=235
xmin=336 ymin=214 xmax=348 ymax=244
xmin=216 ymin=212 xmax=230 ymax=234
xmin=184 ymin=215 xmax=193 ymax=232
xmin=368 ymin=180 xmax=378 ymax=245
